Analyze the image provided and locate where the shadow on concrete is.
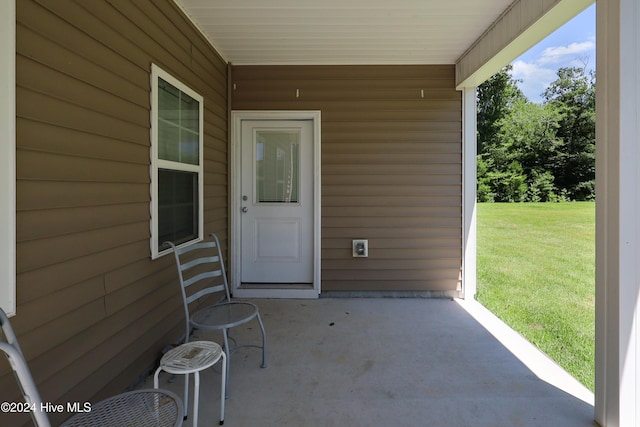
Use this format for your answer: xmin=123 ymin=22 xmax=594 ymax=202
xmin=145 ymin=298 xmax=596 ymax=427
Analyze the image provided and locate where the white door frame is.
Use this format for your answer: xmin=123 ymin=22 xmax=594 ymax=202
xmin=230 ymin=111 xmax=321 ymax=298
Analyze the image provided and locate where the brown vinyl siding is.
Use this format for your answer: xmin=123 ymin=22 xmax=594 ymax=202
xmin=3 ymin=0 xmax=228 ymax=425
xmin=232 ymin=65 xmax=462 ymax=293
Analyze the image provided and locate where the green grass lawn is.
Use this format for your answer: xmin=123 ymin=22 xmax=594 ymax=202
xmin=476 ymin=202 xmax=595 ymax=391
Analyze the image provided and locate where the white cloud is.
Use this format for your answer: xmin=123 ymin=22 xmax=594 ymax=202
xmin=510 ymin=38 xmax=595 ymax=102
xmin=538 ymin=40 xmax=595 ymax=65
xmin=511 ymin=60 xmax=556 ymax=83
xmin=511 ymin=60 xmax=557 ymax=102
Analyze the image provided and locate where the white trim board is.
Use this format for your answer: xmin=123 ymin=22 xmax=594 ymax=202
xmin=461 ymin=87 xmax=477 ymax=300
xmin=0 ymin=0 xmax=15 ymax=316
xmin=595 ymin=0 xmax=640 ymax=425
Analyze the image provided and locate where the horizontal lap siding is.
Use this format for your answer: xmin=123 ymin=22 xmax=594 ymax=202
xmin=5 ymin=1 xmax=228 ymax=425
xmin=232 ymin=65 xmax=462 ymax=293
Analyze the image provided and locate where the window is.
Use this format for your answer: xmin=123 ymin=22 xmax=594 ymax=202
xmin=150 ymin=64 xmax=204 ymax=259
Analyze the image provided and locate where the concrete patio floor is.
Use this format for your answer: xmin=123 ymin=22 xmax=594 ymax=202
xmin=143 ymin=298 xmax=596 ymax=427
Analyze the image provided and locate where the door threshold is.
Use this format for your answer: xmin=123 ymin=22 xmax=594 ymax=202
xmin=240 ymin=283 xmax=314 ymax=289
xmin=234 ymin=283 xmax=319 ymax=299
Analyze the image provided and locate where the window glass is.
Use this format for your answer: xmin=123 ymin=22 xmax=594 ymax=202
xmin=158 ymin=78 xmax=199 ymax=165
xmin=255 ymin=130 xmax=300 ymax=203
xmin=158 ymin=169 xmax=198 ymax=245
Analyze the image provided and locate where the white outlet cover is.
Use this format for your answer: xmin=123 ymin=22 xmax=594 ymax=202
xmin=352 ymin=239 xmax=368 ymax=257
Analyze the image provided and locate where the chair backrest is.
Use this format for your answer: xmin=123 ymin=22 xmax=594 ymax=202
xmin=164 ymin=233 xmax=231 ymax=340
xmin=0 ymin=308 xmax=51 ymax=427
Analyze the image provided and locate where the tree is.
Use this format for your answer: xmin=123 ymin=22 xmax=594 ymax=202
xmin=496 ymin=101 xmax=562 ymax=177
xmin=543 ymin=66 xmax=596 ymax=200
xmin=476 ymin=65 xmax=596 ymax=202
xmin=487 ymin=100 xmax=563 ymax=202
xmin=477 ymin=65 xmax=526 ymax=156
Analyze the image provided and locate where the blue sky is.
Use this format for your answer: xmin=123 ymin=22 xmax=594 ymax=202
xmin=510 ymin=4 xmax=595 ymax=103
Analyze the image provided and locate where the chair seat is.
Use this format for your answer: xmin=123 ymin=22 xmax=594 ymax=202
xmin=191 ymin=302 xmax=259 ymax=330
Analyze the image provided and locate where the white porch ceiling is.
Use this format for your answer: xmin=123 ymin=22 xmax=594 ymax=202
xmin=174 ymin=0 xmax=515 ymax=65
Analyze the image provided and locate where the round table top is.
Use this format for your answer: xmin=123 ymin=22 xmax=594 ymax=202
xmin=60 ymin=388 xmax=183 ymax=427
xmin=160 ymin=340 xmax=223 ymax=374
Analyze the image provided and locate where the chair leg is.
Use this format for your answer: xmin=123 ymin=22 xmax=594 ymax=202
xmin=219 ymin=351 xmax=226 ymax=425
xmin=256 ymin=312 xmax=267 ymax=368
xmin=183 ymin=373 xmax=189 ymax=420
xmin=193 ymin=372 xmax=199 ymax=427
xmin=222 ymin=329 xmax=230 ymax=399
xmin=152 ymin=367 xmax=164 ymax=426
xmin=155 ymin=366 xmax=188 ymax=420
xmin=153 ymin=366 xmax=162 ymax=389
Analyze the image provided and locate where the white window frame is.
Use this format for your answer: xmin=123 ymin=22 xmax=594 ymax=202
xmin=150 ymin=64 xmax=204 ymax=259
xmin=0 ymin=0 xmax=15 ymax=316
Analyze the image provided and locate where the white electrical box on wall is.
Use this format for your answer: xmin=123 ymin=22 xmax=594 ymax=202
xmin=352 ymin=239 xmax=368 ymax=257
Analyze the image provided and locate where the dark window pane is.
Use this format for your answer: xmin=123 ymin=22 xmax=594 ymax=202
xmin=158 ymin=78 xmax=179 ymax=121
xmin=180 ymin=92 xmax=199 ymax=133
xmin=158 ymin=169 xmax=198 ymax=249
xmin=159 ymin=120 xmax=180 ymax=161
xmin=157 ymin=77 xmax=199 ymax=165
xmin=179 ymin=129 xmax=199 ymax=164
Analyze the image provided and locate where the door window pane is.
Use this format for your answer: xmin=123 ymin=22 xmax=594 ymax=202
xmin=255 ymin=130 xmax=299 ymax=203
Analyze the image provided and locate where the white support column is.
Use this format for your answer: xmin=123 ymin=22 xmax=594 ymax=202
xmin=595 ymin=0 xmax=640 ymax=425
xmin=462 ymin=87 xmax=477 ymax=299
xmin=0 ymin=0 xmax=16 ymax=316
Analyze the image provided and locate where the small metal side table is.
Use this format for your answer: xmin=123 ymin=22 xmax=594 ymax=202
xmin=154 ymin=340 xmax=226 ymax=426
xmin=60 ymin=388 xmax=183 ymax=427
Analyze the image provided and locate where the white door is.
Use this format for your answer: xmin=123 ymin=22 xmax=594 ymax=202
xmin=240 ymin=120 xmax=314 ymax=286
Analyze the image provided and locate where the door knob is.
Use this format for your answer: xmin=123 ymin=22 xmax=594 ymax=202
xmin=242 ymin=207 xmax=248 ymax=213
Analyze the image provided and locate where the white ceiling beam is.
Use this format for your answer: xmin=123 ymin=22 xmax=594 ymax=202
xmin=455 ymin=0 xmax=593 ymax=89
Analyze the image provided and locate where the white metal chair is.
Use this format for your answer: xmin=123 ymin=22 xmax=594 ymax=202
xmin=164 ymin=233 xmax=267 ymax=397
xmin=0 ymin=308 xmax=184 ymax=427
xmin=0 ymin=308 xmax=50 ymax=427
